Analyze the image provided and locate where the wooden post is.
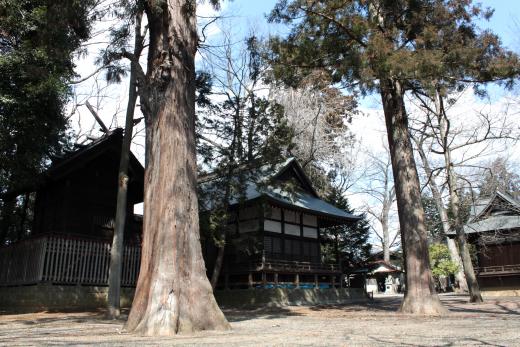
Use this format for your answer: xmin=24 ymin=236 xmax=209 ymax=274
xmin=331 ymin=275 xmax=336 ymax=288
xmin=295 ymin=273 xmax=300 ymax=289
xmin=314 ymin=274 xmax=319 ymax=289
xmin=248 ymin=273 xmax=253 ymax=289
xmin=85 ymin=100 xmax=109 ymax=133
xmin=274 ymin=273 xmax=279 ymax=285
xmin=262 ymin=272 xmax=267 ymax=286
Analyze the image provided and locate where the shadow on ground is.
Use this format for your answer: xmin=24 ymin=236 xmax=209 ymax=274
xmin=0 ymin=308 xmax=129 ymax=326
xmin=223 ymin=306 xmax=304 ymax=322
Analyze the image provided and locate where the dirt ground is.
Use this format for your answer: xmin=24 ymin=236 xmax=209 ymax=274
xmin=1 ymin=294 xmax=519 ymax=346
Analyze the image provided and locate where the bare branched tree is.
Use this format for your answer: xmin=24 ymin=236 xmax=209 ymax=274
xmin=360 ymin=141 xmax=398 ymax=263
xmin=409 ymin=88 xmax=519 ymax=302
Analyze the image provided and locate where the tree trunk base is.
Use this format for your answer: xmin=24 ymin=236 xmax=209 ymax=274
xmin=399 ymin=294 xmax=447 ymax=315
xmin=126 ymin=306 xmax=230 ymax=336
xmin=107 ymin=307 xmax=120 ymax=320
xmin=125 ymin=285 xmax=231 ymax=336
xmin=469 ymin=294 xmax=483 ymax=303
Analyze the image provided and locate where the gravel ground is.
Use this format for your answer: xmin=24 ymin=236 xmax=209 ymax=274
xmin=1 ymin=294 xmax=519 ymax=346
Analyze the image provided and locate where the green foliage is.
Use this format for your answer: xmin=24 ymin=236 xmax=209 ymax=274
xmin=268 ymin=0 xmax=518 ymax=96
xmin=0 ymin=0 xmax=94 ymax=240
xmin=197 ymin=34 xmax=295 ymax=255
xmin=321 ymin=184 xmax=372 ymax=268
xmin=422 ymin=194 xmax=443 ymax=242
xmin=429 ymin=243 xmax=459 ymax=279
xmin=0 ymin=0 xmax=94 ymax=194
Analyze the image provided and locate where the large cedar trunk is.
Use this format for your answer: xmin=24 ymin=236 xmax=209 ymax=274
xmin=380 ymin=79 xmax=445 ymax=315
xmin=125 ymin=0 xmax=229 ymax=335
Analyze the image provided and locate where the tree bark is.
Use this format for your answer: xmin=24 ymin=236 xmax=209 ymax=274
xmin=380 ymin=79 xmax=445 ymax=315
xmin=413 ymin=137 xmax=468 ymax=292
xmin=381 ymin=199 xmax=391 ymax=263
xmin=210 ymin=179 xmax=233 ymax=290
xmin=446 ymin=237 xmax=467 ymax=291
xmin=125 ymin=0 xmax=230 ymax=335
xmin=434 ymin=89 xmax=482 ymax=303
xmin=107 ymin=11 xmax=144 ymax=319
xmin=17 ymin=193 xmax=30 ymax=241
xmin=0 ymin=197 xmax=15 ymax=244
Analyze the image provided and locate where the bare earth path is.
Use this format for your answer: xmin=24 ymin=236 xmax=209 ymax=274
xmin=1 ymin=294 xmax=519 ymax=346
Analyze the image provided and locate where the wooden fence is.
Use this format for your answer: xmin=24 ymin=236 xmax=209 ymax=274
xmin=0 ymin=235 xmax=140 ymax=287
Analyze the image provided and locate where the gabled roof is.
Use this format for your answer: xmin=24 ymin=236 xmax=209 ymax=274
xmin=199 ymin=158 xmax=360 ymax=223
xmin=2 ymin=129 xmax=145 ymax=201
xmin=462 ymin=191 xmax=520 ymax=234
xmin=469 ymin=191 xmax=520 ymax=223
xmin=351 ymin=260 xmax=402 ymax=274
xmin=46 ymin=129 xmax=144 ymax=183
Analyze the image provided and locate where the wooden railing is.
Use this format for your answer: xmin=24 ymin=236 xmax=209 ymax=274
xmin=0 ymin=235 xmax=140 ymax=287
xmin=229 ymin=253 xmax=339 ymax=274
xmin=260 ymin=259 xmax=338 ymax=273
xmin=476 ymin=264 xmax=520 ymax=276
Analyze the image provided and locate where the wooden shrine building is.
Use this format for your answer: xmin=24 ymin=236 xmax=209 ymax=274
xmin=0 ymin=143 xmax=361 ymax=292
xmin=455 ymin=191 xmax=520 ymax=291
xmin=0 ymin=129 xmax=144 ymax=287
xmin=199 ymin=158 xmax=361 ymax=290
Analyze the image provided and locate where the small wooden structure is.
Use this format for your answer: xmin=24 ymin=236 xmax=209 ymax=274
xmin=0 ymin=129 xmax=144 ymax=287
xmin=199 ymin=158 xmax=361 ymax=289
xmin=32 ymin=129 xmax=144 ymax=241
xmin=349 ymin=260 xmax=403 ymax=294
xmin=456 ymin=191 xmax=520 ymax=290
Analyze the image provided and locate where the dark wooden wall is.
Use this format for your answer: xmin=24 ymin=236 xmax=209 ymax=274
xmin=32 ymin=149 xmax=142 ymax=243
xmin=478 ymin=242 xmax=520 ymax=267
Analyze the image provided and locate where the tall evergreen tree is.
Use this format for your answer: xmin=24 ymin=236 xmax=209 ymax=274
xmin=0 ymin=0 xmax=96 ymax=242
xmin=123 ymin=0 xmax=230 ymax=335
xmin=422 ymin=194 xmax=443 ymax=244
xmin=268 ymin=0 xmax=518 ymax=314
xmin=197 ymin=34 xmax=294 ymax=289
xmin=321 ymin=185 xmax=371 ymax=270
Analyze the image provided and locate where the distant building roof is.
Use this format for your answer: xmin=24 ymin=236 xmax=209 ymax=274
xmin=458 ymin=191 xmax=520 ymax=235
xmin=199 ymin=158 xmax=360 ymax=223
xmin=351 ymin=260 xmax=402 ymax=274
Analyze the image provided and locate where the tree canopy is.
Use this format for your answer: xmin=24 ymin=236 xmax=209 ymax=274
xmin=268 ymin=0 xmax=518 ymax=95
xmin=0 ymin=0 xmax=96 ymax=241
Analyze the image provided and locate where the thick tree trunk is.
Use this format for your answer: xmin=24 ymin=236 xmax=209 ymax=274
xmin=107 ymin=12 xmax=143 ymax=319
xmin=380 ymin=79 xmax=445 ymax=315
xmin=125 ymin=0 xmax=229 ymax=335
